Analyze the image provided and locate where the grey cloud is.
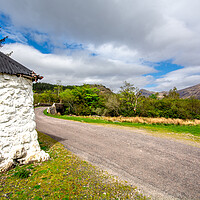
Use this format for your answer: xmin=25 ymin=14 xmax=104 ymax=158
xmin=0 ymin=0 xmax=163 ymax=47
xmin=2 ymin=0 xmax=200 ymax=64
xmin=1 ymin=0 xmax=200 ymax=90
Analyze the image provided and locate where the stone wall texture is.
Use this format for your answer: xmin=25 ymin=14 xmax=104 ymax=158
xmin=0 ymin=73 xmax=49 ymax=172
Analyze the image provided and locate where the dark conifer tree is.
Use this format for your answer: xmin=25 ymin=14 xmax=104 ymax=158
xmin=0 ymin=27 xmax=8 ymax=48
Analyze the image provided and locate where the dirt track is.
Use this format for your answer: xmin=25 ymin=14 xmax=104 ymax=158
xmin=35 ymin=107 xmax=200 ymax=200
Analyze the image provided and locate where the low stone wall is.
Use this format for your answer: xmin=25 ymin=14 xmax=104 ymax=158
xmin=0 ymin=73 xmax=49 ymax=172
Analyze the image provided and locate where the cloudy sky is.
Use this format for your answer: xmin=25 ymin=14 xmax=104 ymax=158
xmin=0 ymin=0 xmax=200 ymax=92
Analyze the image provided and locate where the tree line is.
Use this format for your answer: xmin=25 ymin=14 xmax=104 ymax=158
xmin=33 ymin=82 xmax=200 ymax=120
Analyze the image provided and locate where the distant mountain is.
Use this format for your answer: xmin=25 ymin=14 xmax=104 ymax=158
xmin=140 ymin=89 xmax=154 ymax=97
xmin=177 ymin=84 xmax=200 ymax=99
xmin=140 ymin=83 xmax=200 ymax=99
xmin=157 ymin=91 xmax=168 ymax=99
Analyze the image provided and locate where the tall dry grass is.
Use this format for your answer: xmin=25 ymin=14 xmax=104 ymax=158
xmin=86 ymin=116 xmax=200 ymax=125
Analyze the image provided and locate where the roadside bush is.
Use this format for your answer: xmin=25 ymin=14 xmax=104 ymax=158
xmin=34 ymin=84 xmax=200 ymax=120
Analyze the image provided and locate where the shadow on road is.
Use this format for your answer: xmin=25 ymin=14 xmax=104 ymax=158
xmin=43 ymin=132 xmax=66 ymax=142
xmin=38 ymin=131 xmax=67 ymax=151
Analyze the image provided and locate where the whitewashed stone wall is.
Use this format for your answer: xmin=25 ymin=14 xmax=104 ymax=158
xmin=0 ymin=73 xmax=49 ymax=172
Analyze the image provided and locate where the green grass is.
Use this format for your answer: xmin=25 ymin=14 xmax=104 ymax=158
xmin=12 ymin=167 xmax=31 ymax=179
xmin=44 ymin=110 xmax=200 ymax=137
xmin=0 ymin=131 xmax=148 ymax=200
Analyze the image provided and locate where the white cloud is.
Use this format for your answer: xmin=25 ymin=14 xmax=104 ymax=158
xmin=88 ymin=43 xmax=139 ymax=63
xmin=2 ymin=43 xmax=154 ymax=91
xmin=152 ymin=66 xmax=200 ymax=91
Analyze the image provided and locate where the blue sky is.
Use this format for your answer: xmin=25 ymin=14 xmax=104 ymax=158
xmin=0 ymin=0 xmax=200 ymax=92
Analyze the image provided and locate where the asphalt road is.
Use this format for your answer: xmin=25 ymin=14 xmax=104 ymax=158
xmin=35 ymin=107 xmax=200 ymax=200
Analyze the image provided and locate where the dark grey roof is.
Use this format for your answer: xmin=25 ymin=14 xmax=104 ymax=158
xmin=0 ymin=51 xmax=33 ymax=77
xmin=0 ymin=51 xmax=43 ymax=81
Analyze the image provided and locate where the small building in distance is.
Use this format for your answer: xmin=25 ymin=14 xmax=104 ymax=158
xmin=0 ymin=52 xmax=49 ymax=172
xmin=47 ymin=103 xmax=65 ymax=115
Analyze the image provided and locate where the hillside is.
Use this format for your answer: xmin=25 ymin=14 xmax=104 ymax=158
xmin=140 ymin=84 xmax=200 ymax=99
xmin=33 ymin=82 xmax=112 ymax=95
xmin=140 ymin=89 xmax=168 ymax=99
xmin=140 ymin=89 xmax=154 ymax=97
xmin=177 ymin=84 xmax=200 ymax=99
xmin=33 ymin=82 xmax=75 ymax=93
xmin=89 ymin=84 xmax=113 ymax=95
xmin=34 ymin=82 xmax=200 ymax=99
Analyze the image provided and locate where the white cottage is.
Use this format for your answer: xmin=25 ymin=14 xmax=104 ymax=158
xmin=0 ymin=52 xmax=49 ymax=172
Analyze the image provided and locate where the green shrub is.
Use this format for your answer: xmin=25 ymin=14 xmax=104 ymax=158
xmin=13 ymin=168 xmax=31 ymax=179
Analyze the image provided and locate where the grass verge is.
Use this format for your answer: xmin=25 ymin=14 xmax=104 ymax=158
xmin=44 ymin=110 xmax=200 ymax=137
xmin=0 ymin=131 xmax=148 ymax=200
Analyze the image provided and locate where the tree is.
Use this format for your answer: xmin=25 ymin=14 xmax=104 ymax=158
xmin=54 ymin=80 xmax=63 ymax=103
xmin=59 ymin=85 xmax=105 ymax=115
xmin=105 ymin=94 xmax=120 ymax=116
xmin=72 ymin=85 xmax=101 ymax=115
xmin=34 ymin=90 xmax=59 ymax=104
xmin=149 ymin=93 xmax=159 ymax=99
xmin=0 ymin=27 xmax=13 ymax=56
xmin=165 ymin=87 xmax=180 ymax=99
xmin=119 ymin=81 xmax=141 ymax=115
xmin=59 ymin=89 xmax=74 ymax=113
xmin=0 ymin=27 xmax=8 ymax=48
